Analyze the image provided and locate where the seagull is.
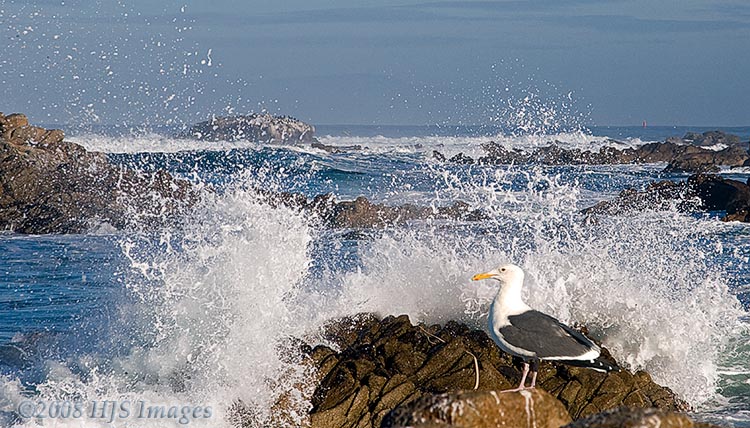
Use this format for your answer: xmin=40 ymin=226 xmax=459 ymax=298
xmin=472 ymin=263 xmax=618 ymax=392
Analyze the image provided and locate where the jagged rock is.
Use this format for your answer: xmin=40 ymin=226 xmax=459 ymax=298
xmin=432 ymin=134 xmax=750 ymax=172
xmin=682 ymin=130 xmax=743 ymax=148
xmin=447 ymin=153 xmax=474 ymax=164
xmin=381 ymin=389 xmax=572 ymax=428
xmin=255 ymin=189 xmax=487 ymax=228
xmin=664 ymin=146 xmax=748 ymax=173
xmin=3 ymin=113 xmax=29 ymax=129
xmin=311 ymin=141 xmax=362 ymax=153
xmin=582 ymin=174 xmax=750 ymax=223
xmin=0 ymin=112 xmax=196 ymax=234
xmin=563 ymin=406 xmax=720 ymax=428
xmin=321 ymin=197 xmax=485 ymax=228
xmin=689 ymin=174 xmax=750 ymax=212
xmin=301 ymin=314 xmax=687 ymax=428
xmin=581 ymin=180 xmax=695 ymax=217
xmin=181 ymin=114 xmax=315 ymax=144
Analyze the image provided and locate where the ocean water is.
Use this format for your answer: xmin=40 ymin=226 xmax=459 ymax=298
xmin=0 ymin=126 xmax=749 ymax=427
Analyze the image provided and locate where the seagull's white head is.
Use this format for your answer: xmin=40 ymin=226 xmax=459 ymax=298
xmin=472 ymin=263 xmax=525 ymax=287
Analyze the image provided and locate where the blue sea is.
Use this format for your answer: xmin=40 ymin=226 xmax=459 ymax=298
xmin=1 ymin=125 xmax=749 ymax=427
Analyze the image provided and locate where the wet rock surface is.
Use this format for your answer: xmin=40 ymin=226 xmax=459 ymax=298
xmin=563 ymin=406 xmax=720 ymax=428
xmin=257 ymin=190 xmax=487 ymax=228
xmin=583 ymin=173 xmax=750 ymax=222
xmin=181 ymin=114 xmax=316 ymax=144
xmin=678 ymin=130 xmax=745 ymax=148
xmin=382 ymin=389 xmax=572 ymax=428
xmin=0 ymin=112 xmax=195 ymax=234
xmin=433 ymin=131 xmax=749 ymax=174
xmin=303 ymin=314 xmax=687 ymax=428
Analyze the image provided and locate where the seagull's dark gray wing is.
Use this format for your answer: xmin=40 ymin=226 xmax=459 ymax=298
xmin=499 ymin=310 xmax=598 ymax=359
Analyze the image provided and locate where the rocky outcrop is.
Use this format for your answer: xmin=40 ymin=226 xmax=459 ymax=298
xmin=663 ymin=145 xmax=748 ymax=173
xmin=673 ymin=130 xmax=745 ymax=148
xmin=319 ymin=196 xmax=485 ymax=228
xmin=563 ymin=406 xmax=719 ymax=428
xmin=257 ymin=191 xmax=486 ymax=228
xmin=181 ymin=114 xmax=316 ymax=144
xmin=582 ymin=173 xmax=750 ymax=222
xmin=0 ymin=113 xmax=65 ymax=146
xmin=299 ymin=314 xmax=687 ymax=428
xmin=0 ymin=112 xmax=195 ymax=233
xmin=382 ymin=389 xmax=572 ymax=428
xmin=433 ymin=131 xmax=749 ymax=173
xmin=312 ymin=141 xmax=362 ymax=153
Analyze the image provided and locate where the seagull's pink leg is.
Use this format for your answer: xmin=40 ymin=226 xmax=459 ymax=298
xmin=501 ymin=362 xmax=530 ymax=393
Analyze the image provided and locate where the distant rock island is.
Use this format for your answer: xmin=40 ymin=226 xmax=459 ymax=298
xmin=180 ymin=114 xmax=316 ymax=144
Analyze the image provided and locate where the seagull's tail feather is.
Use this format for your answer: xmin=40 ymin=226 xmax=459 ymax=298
xmin=557 ymin=357 xmax=620 ymax=373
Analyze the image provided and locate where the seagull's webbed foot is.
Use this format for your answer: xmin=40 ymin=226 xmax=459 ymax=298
xmin=500 ymin=361 xmax=536 ymax=393
xmin=500 ymin=385 xmax=534 ymax=393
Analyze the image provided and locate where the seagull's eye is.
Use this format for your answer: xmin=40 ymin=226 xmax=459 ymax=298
xmin=501 ymin=268 xmax=506 ymax=272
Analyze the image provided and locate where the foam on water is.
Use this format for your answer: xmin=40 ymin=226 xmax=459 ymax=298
xmin=69 ymin=133 xmax=268 ymax=154
xmin=69 ymin=129 xmax=650 ymax=159
xmin=318 ymin=131 xmax=646 ymax=160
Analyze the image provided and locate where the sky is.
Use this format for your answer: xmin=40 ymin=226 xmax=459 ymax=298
xmin=1 ymin=0 xmax=749 ymax=127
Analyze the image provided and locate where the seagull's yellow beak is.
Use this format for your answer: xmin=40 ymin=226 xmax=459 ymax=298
xmin=472 ymin=272 xmax=494 ymax=281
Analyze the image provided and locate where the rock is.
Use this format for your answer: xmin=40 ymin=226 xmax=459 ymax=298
xmin=0 ymin=112 xmax=196 ymax=234
xmin=581 ymin=180 xmax=695 ymax=217
xmin=4 ymin=113 xmax=29 ymax=129
xmin=311 ymin=141 xmax=362 ymax=153
xmin=432 ymin=135 xmax=750 ymax=172
xmin=181 ymin=114 xmax=316 ymax=144
xmin=682 ymin=130 xmax=743 ymax=148
xmin=583 ymin=173 xmax=750 ymax=222
xmin=300 ymin=315 xmax=687 ymax=428
xmin=381 ymin=389 xmax=572 ymax=428
xmin=688 ymin=174 xmax=750 ymax=212
xmin=317 ymin=196 xmax=486 ymax=228
xmin=447 ymin=153 xmax=474 ymax=164
xmin=563 ymin=406 xmax=720 ymax=428
xmin=254 ymin=189 xmax=487 ymax=228
xmin=664 ymin=146 xmax=748 ymax=173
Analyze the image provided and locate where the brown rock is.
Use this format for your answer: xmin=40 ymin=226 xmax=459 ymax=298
xmin=381 ymin=389 xmax=572 ymax=428
xmin=581 ymin=180 xmax=694 ymax=217
xmin=582 ymin=173 xmax=750 ymax=223
xmin=39 ymin=129 xmax=65 ymax=145
xmin=683 ymin=130 xmax=744 ymax=148
xmin=664 ymin=146 xmax=749 ymax=173
xmin=5 ymin=113 xmax=29 ymax=128
xmin=301 ymin=315 xmax=686 ymax=428
xmin=688 ymin=174 xmax=750 ymax=212
xmin=0 ymin=113 xmax=196 ymax=233
xmin=563 ymin=406 xmax=720 ymax=428
xmin=435 ymin=134 xmax=749 ymax=172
